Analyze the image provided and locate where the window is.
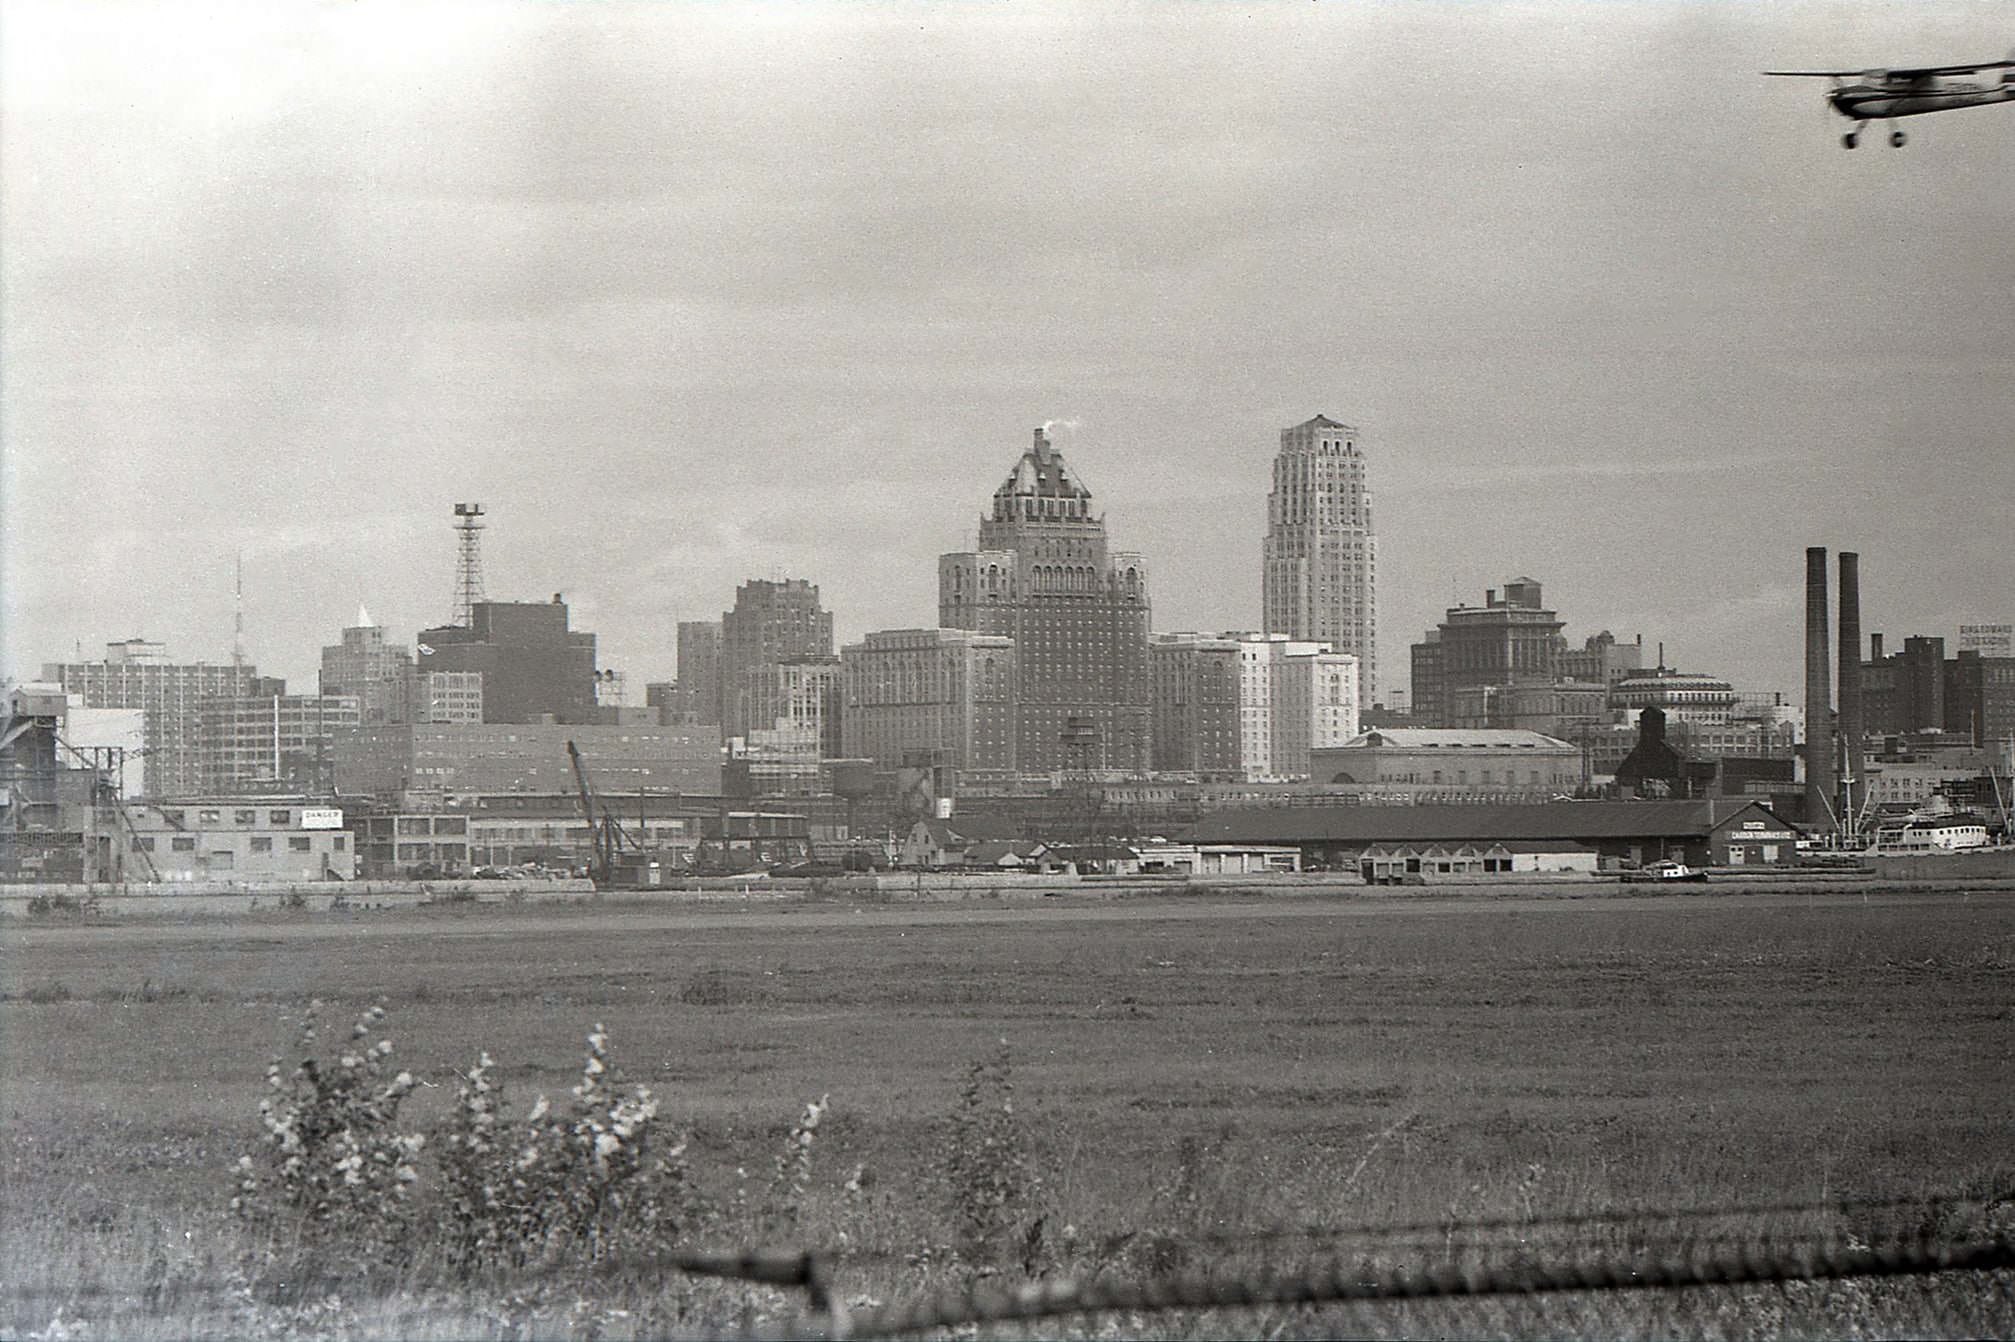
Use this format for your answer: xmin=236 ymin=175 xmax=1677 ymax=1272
xmin=199 ymin=809 xmax=221 ymax=824
xmin=251 ymin=836 xmax=273 ymax=853
xmin=163 ymin=810 xmax=185 ymax=825
xmin=269 ymin=810 xmax=292 ymax=825
xmin=289 ymin=836 xmax=311 ymax=852
xmin=131 ymin=836 xmax=155 ymax=852
xmin=171 ymin=836 xmax=196 ymax=852
xmin=208 ymin=851 xmax=234 ymax=870
xmin=332 ymin=836 xmax=346 ymax=851
xmin=235 ymin=809 xmax=258 ymax=825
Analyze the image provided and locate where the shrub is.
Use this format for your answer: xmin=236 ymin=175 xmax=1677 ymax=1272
xmin=230 ymin=1000 xmax=423 ymax=1266
xmin=936 ymin=1041 xmax=1044 ymax=1270
xmin=434 ymin=1025 xmax=689 ymax=1271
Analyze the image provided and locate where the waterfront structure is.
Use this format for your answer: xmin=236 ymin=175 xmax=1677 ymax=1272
xmin=1148 ymin=633 xmax=1242 ymax=776
xmin=416 ymin=597 xmax=598 ymax=725
xmin=1262 ymin=415 xmax=1378 ymax=705
xmin=42 ymin=640 xmax=269 ymax=796
xmin=939 ymin=427 xmax=1151 ymax=772
xmin=332 ymin=722 xmax=722 ymax=801
xmin=1192 ymin=798 xmax=1805 ymax=872
xmin=196 ymin=693 xmax=361 ymax=794
xmin=840 ymin=628 xmax=1018 ymax=773
xmin=720 ymin=582 xmax=833 ymax=738
xmin=318 ymin=612 xmax=414 ymax=726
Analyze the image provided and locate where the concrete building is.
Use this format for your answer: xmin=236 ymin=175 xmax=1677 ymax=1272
xmin=1262 ymin=415 xmax=1378 ymax=704
xmin=1608 ymin=670 xmax=1740 ymax=726
xmin=939 ymin=427 xmax=1151 ymax=773
xmin=1231 ymin=635 xmax=1360 ymax=782
xmin=1558 ymin=631 xmax=1646 ymax=689
xmin=1410 ymin=580 xmax=1567 ymax=729
xmin=42 ymin=640 xmax=269 ymax=796
xmin=1149 ymin=633 xmax=1241 ymax=776
xmin=1448 ymin=681 xmax=1608 ymax=736
xmin=720 ymin=582 xmax=834 ymax=738
xmin=123 ymin=799 xmax=355 ymax=882
xmin=840 ymin=628 xmax=1018 ymax=773
xmin=318 ymin=611 xmax=414 ymax=726
xmin=416 ymin=670 xmax=484 ymax=724
xmin=738 ymin=657 xmax=843 ymax=758
xmin=1310 ymin=727 xmax=1581 ymax=796
xmin=677 ymin=620 xmax=723 ymax=727
xmin=196 ymin=694 xmax=361 ymax=795
xmin=333 ymin=722 xmax=722 ymax=802
xmin=416 ymin=597 xmax=597 ymax=725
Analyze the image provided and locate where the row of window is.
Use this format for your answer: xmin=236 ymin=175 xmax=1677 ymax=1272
xmin=134 ymin=834 xmax=336 ymax=853
xmin=157 ymin=807 xmax=300 ymax=827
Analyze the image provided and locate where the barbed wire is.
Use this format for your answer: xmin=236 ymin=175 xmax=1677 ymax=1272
xmin=722 ymin=1234 xmax=2015 ymax=1340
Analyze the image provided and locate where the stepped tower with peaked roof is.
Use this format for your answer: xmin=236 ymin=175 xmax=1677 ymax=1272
xmin=939 ymin=427 xmax=1151 ymax=772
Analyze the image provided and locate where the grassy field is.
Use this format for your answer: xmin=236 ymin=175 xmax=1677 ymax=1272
xmin=3 ymin=885 xmax=2012 ymax=1338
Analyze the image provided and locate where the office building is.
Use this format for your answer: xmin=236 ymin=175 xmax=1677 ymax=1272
xmin=1408 ymin=580 xmax=1568 ymax=727
xmin=720 ymin=582 xmax=833 ymax=738
xmin=333 ymin=722 xmax=722 ymax=802
xmin=1149 ymin=634 xmax=1242 ymax=776
xmin=939 ymin=427 xmax=1152 ymax=772
xmin=677 ymin=620 xmax=724 ymax=726
xmin=416 ymin=597 xmax=598 ymax=725
xmin=42 ymin=640 xmax=269 ymax=796
xmin=1262 ymin=415 xmax=1378 ymax=705
xmin=318 ymin=611 xmax=414 ymax=726
xmin=196 ymin=693 xmax=361 ymax=794
xmin=842 ymin=628 xmax=1018 ymax=774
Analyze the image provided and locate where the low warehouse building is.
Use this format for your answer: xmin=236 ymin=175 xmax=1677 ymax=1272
xmin=1190 ymin=799 xmax=1803 ymax=875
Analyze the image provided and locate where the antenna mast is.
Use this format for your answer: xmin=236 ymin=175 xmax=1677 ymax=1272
xmin=233 ymin=551 xmax=246 ymax=673
xmin=452 ymin=503 xmax=487 ymax=627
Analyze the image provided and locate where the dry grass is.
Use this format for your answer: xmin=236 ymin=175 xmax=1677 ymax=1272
xmin=2 ymin=886 xmax=2012 ymax=1338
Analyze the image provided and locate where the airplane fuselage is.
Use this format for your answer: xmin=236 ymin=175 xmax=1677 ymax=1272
xmin=1830 ymin=81 xmax=2015 ymax=120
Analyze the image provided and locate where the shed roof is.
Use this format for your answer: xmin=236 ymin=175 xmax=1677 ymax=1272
xmin=1192 ymin=800 xmax=1795 ymax=845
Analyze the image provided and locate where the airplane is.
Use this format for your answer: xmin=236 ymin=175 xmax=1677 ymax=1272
xmin=1765 ymin=51 xmax=2015 ymax=147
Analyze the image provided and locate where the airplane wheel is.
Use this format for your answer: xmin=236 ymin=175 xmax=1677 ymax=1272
xmin=1842 ymin=133 xmax=1857 ymax=149
xmin=1890 ymin=129 xmax=1906 ymax=147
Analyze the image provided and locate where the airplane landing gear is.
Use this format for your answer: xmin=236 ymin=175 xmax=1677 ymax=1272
xmin=1843 ymin=129 xmax=1860 ymax=149
xmin=1890 ymin=128 xmax=1907 ymax=147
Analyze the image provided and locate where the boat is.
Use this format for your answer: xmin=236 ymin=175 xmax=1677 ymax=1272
xmin=1621 ymin=859 xmax=1707 ymax=883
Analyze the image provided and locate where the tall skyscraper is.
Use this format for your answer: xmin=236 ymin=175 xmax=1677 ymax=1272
xmin=1262 ymin=415 xmax=1378 ymax=705
xmin=939 ymin=427 xmax=1151 ymax=772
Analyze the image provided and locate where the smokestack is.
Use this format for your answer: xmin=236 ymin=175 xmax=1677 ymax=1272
xmin=1838 ymin=552 xmax=1864 ymax=833
xmin=1805 ymin=547 xmax=1836 ymax=832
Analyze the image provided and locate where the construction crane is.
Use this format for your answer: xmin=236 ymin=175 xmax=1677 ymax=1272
xmin=566 ymin=739 xmax=623 ymax=888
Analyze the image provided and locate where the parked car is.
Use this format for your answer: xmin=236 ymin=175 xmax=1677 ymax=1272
xmin=1622 ymin=860 xmax=1707 ymax=883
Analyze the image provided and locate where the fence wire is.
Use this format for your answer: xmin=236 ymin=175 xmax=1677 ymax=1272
xmin=679 ymin=1233 xmax=2015 ymax=1340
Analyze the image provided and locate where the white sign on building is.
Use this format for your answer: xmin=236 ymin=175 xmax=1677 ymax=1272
xmin=300 ymin=807 xmax=345 ymax=830
xmin=1958 ymin=623 xmax=2013 ymax=655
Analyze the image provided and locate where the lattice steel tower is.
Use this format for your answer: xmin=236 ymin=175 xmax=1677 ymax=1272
xmin=451 ymin=503 xmax=487 ymax=627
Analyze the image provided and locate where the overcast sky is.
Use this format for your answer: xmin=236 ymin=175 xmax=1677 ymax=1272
xmin=5 ymin=0 xmax=2011 ymax=704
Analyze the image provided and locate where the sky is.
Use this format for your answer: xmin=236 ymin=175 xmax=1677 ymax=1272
xmin=5 ymin=0 xmax=2012 ymax=706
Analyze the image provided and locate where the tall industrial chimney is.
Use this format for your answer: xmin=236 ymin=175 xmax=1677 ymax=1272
xmin=1805 ymin=547 xmax=1836 ymax=832
xmin=1837 ymin=552 xmax=1864 ymax=835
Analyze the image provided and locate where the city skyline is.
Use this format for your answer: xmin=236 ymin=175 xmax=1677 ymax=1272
xmin=5 ymin=2 xmax=2012 ymax=700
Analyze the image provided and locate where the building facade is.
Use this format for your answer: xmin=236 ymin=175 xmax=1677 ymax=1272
xmin=1262 ymin=415 xmax=1378 ymax=705
xmin=676 ymin=620 xmax=724 ymax=726
xmin=416 ymin=598 xmax=597 ymax=725
xmin=939 ymin=427 xmax=1152 ymax=772
xmin=42 ymin=640 xmax=269 ymax=797
xmin=333 ymin=723 xmax=723 ymax=801
xmin=123 ymin=800 xmax=355 ymax=882
xmin=720 ymin=582 xmax=834 ymax=738
xmin=1148 ymin=633 xmax=1241 ymax=776
xmin=1311 ymin=727 xmax=1581 ymax=795
xmin=840 ymin=628 xmax=1018 ymax=773
xmin=1234 ymin=635 xmax=1360 ymax=781
xmin=196 ymin=694 xmax=362 ymax=794
xmin=738 ymin=657 xmax=843 ymax=758
xmin=318 ymin=613 xmax=414 ymax=726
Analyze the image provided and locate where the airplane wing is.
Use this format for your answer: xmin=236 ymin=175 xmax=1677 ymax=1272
xmin=1762 ymin=70 xmax=1857 ymax=77
xmin=1885 ymin=60 xmax=2015 ymax=76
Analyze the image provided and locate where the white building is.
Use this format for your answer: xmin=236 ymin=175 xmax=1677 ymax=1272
xmin=1262 ymin=415 xmax=1378 ymax=705
xmin=1235 ymin=634 xmax=1361 ymax=782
